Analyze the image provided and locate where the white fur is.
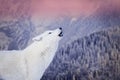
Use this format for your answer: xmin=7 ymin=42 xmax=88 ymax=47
xmin=0 ymin=28 xmax=62 ymax=80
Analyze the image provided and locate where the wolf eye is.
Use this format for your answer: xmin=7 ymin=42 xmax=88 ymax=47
xmin=48 ymin=32 xmax=52 ymax=34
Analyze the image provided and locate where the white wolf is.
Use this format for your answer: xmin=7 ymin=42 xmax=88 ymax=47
xmin=0 ymin=28 xmax=63 ymax=80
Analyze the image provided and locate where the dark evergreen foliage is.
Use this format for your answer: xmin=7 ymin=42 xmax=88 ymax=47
xmin=42 ymin=27 xmax=120 ymax=80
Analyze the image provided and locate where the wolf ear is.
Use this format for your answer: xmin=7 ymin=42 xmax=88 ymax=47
xmin=32 ymin=36 xmax=43 ymax=41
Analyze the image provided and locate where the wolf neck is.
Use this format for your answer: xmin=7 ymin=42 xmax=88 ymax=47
xmin=23 ymin=42 xmax=46 ymax=56
xmin=23 ymin=42 xmax=58 ymax=80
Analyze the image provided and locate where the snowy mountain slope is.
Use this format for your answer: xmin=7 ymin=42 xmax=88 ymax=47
xmin=44 ymin=11 xmax=120 ymax=46
xmin=42 ymin=26 xmax=120 ymax=80
xmin=0 ymin=8 xmax=120 ymax=50
xmin=0 ymin=17 xmax=35 ymax=50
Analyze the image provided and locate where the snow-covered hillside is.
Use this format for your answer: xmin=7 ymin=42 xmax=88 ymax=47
xmin=42 ymin=26 xmax=120 ymax=80
xmin=0 ymin=12 xmax=120 ymax=50
xmin=0 ymin=17 xmax=34 ymax=50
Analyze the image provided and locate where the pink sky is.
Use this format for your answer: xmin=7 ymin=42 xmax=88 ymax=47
xmin=30 ymin=0 xmax=120 ymax=18
xmin=30 ymin=0 xmax=99 ymax=17
xmin=0 ymin=0 xmax=120 ymax=20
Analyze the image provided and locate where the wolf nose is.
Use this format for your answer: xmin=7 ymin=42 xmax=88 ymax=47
xmin=58 ymin=28 xmax=63 ymax=37
xmin=59 ymin=27 xmax=62 ymax=30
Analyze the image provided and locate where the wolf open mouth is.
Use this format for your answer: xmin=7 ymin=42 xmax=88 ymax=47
xmin=58 ymin=31 xmax=63 ymax=37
